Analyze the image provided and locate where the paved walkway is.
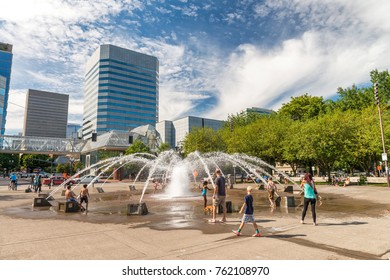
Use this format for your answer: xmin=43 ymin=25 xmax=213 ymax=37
xmin=0 ymin=178 xmax=389 ymax=260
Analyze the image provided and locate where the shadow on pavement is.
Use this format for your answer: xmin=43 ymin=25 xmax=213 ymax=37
xmin=319 ymin=221 xmax=368 ymax=226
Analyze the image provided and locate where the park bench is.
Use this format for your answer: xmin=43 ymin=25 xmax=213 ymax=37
xmin=366 ymin=177 xmax=387 ymax=184
xmin=349 ymin=177 xmax=360 ymax=185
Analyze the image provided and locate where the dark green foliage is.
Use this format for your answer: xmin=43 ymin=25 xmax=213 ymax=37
xmin=181 ymin=69 xmax=390 ymax=176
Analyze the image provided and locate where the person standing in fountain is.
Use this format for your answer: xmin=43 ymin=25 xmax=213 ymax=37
xmin=300 ymin=173 xmax=318 ymax=226
xmin=34 ymin=173 xmax=42 ymax=193
xmin=232 ymin=186 xmax=261 ymax=237
xmin=267 ymin=177 xmax=278 ymax=209
xmin=79 ymin=184 xmax=90 ymax=212
xmin=153 ymin=179 xmax=159 ymax=193
xmin=200 ymin=180 xmax=211 ymax=208
xmin=210 ymin=169 xmax=227 ymax=223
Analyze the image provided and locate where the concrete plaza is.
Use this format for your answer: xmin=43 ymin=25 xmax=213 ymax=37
xmin=0 ymin=177 xmax=389 ymax=260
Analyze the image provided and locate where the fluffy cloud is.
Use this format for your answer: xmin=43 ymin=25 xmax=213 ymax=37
xmin=211 ymin=0 xmax=390 ymax=119
xmin=1 ymin=0 xmax=144 ymax=134
xmin=5 ymin=89 xmax=26 ymax=135
xmin=1 ymin=0 xmax=390 ymax=135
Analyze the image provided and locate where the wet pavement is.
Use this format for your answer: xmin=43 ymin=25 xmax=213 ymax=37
xmin=1 ymin=178 xmax=390 ymax=260
xmin=3 ymin=185 xmax=388 ymax=229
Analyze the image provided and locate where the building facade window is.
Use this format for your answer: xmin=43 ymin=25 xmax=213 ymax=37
xmin=0 ymin=43 xmax=13 ymax=135
xmin=82 ymin=45 xmax=159 ymax=140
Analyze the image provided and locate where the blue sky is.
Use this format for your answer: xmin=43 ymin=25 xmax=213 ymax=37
xmin=1 ymin=0 xmax=390 ymax=135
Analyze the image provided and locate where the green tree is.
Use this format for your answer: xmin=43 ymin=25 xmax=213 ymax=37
xmin=226 ymin=111 xmax=263 ymax=130
xmin=56 ymin=163 xmax=67 ymax=174
xmin=328 ymin=106 xmax=390 ymax=177
xmin=278 ymin=93 xmax=327 ymax=121
xmin=125 ymin=140 xmax=151 ymax=155
xmin=20 ymin=154 xmax=50 ymax=172
xmin=98 ymin=150 xmax=121 ymax=160
xmin=255 ymin=115 xmax=287 ymax=164
xmin=280 ymin=120 xmax=307 ymax=176
xmin=222 ymin=114 xmax=287 ymax=165
xmin=300 ymin=110 xmax=357 ymax=180
xmin=182 ymin=127 xmax=226 ymax=156
xmin=0 ymin=153 xmax=19 ymax=172
xmin=334 ymin=85 xmax=373 ymax=111
xmin=370 ymin=69 xmax=390 ymax=103
xmin=73 ymin=161 xmax=84 ymax=173
xmin=157 ymin=142 xmax=171 ymax=153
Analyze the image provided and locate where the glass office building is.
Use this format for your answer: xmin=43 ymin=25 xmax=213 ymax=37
xmin=156 ymin=116 xmax=224 ymax=148
xmin=0 ymin=43 xmax=13 ymax=135
xmin=83 ymin=44 xmax=159 ymax=140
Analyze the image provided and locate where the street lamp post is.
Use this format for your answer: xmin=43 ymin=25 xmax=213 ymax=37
xmin=374 ymin=82 xmax=390 ymax=187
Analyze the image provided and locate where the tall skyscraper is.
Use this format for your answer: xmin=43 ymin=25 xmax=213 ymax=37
xmin=82 ymin=44 xmax=159 ymax=140
xmin=23 ymin=89 xmax=69 ymax=138
xmin=0 ymin=43 xmax=13 ymax=135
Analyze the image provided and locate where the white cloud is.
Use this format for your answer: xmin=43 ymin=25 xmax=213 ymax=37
xmin=0 ymin=0 xmax=139 ymax=22
xmin=1 ymin=0 xmax=143 ymax=134
xmin=2 ymin=0 xmax=390 ymax=135
xmin=68 ymin=97 xmax=84 ymax=124
xmin=5 ymin=89 xmax=26 ymax=134
xmin=210 ymin=0 xmax=390 ymax=119
xmin=159 ymin=87 xmax=205 ymax=121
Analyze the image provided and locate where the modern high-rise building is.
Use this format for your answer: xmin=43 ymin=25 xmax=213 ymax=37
xmin=0 ymin=43 xmax=13 ymax=135
xmin=82 ymin=44 xmax=159 ymax=140
xmin=155 ymin=120 xmax=175 ymax=148
xmin=23 ymin=89 xmax=69 ymax=138
xmin=156 ymin=116 xmax=224 ymax=148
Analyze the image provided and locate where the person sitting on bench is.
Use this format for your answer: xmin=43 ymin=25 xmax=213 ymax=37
xmin=65 ymin=185 xmax=85 ymax=211
xmin=343 ymin=177 xmax=350 ymax=187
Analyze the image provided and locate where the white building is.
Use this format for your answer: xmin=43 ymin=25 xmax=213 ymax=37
xmin=156 ymin=116 xmax=224 ymax=148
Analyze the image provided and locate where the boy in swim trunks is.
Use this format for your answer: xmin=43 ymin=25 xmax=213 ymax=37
xmin=232 ymin=186 xmax=261 ymax=237
xmin=79 ymin=184 xmax=90 ymax=212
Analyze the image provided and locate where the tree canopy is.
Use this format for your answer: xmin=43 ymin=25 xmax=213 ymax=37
xmin=182 ymin=69 xmax=390 ymax=178
xmin=125 ymin=140 xmax=151 ymax=155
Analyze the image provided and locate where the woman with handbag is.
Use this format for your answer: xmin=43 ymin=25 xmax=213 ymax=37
xmin=300 ymin=173 xmax=318 ymax=226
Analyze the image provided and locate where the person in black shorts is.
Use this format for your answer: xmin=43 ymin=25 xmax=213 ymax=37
xmin=79 ymin=184 xmax=89 ymax=212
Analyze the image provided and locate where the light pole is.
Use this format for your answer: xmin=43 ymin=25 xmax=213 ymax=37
xmin=374 ymin=82 xmax=390 ymax=187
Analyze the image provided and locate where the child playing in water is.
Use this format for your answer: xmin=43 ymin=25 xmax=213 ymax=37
xmin=267 ymin=177 xmax=278 ymax=209
xmin=79 ymin=184 xmax=90 ymax=212
xmin=232 ymin=186 xmax=261 ymax=237
xmin=201 ymin=180 xmax=211 ymax=208
xmin=153 ymin=179 xmax=159 ymax=193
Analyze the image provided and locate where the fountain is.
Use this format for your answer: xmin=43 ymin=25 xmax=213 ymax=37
xmin=45 ymin=151 xmax=300 ymax=215
xmin=163 ymin=164 xmax=192 ymax=198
